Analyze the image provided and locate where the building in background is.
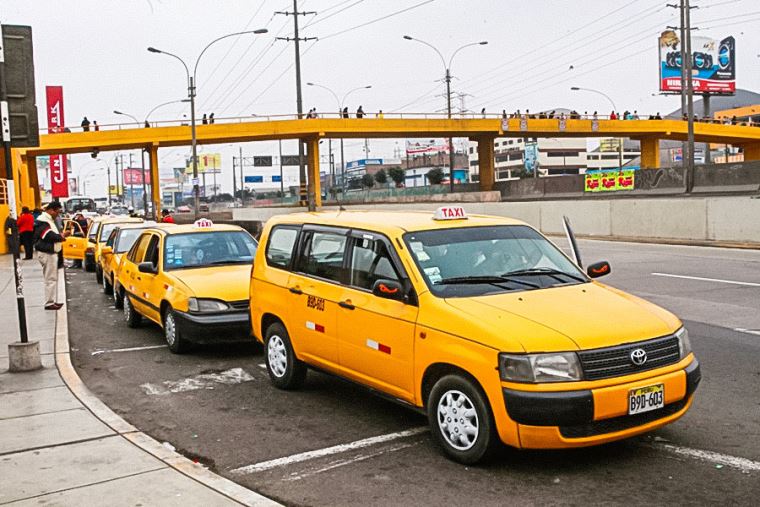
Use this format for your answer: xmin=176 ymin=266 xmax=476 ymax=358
xmin=586 ymin=139 xmax=640 ymax=171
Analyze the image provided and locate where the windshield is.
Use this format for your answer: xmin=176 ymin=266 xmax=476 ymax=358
xmin=163 ymin=231 xmax=258 ymax=270
xmin=115 ymin=229 xmax=145 ymax=253
xmin=404 ymin=225 xmax=587 ymax=297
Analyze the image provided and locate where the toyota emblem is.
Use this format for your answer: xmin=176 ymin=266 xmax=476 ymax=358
xmin=630 ymin=348 xmax=648 ymax=366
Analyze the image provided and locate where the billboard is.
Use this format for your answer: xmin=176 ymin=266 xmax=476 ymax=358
xmin=406 ymin=140 xmax=449 ymax=155
xmin=186 ymin=153 xmax=221 ymax=173
xmin=659 ymin=30 xmax=735 ymax=95
xmin=585 ymin=169 xmax=635 ymax=192
xmin=123 ymin=168 xmax=151 ymax=185
xmin=46 ymin=86 xmax=68 ymax=197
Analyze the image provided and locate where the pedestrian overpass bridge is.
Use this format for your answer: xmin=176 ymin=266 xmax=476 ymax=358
xmin=10 ymin=116 xmax=760 ymax=210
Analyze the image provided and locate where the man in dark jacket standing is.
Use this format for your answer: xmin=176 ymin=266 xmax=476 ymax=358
xmin=33 ymin=201 xmax=69 ymax=310
xmin=17 ymin=207 xmax=35 ymax=259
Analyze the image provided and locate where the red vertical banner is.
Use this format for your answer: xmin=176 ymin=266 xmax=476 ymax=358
xmin=46 ymin=86 xmax=69 ymax=198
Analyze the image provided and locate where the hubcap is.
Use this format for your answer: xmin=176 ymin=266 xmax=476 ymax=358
xmin=102 ymin=274 xmax=107 ymax=290
xmin=165 ymin=313 xmax=176 ymax=346
xmin=437 ymin=389 xmax=479 ymax=451
xmin=267 ymin=335 xmax=287 ymax=378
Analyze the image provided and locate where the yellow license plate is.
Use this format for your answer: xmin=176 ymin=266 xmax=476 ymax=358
xmin=628 ymin=384 xmax=664 ymax=415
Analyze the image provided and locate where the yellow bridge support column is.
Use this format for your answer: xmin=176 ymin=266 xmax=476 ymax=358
xmin=25 ymin=155 xmax=40 ymax=208
xmin=742 ymin=143 xmax=760 ymax=161
xmin=476 ymin=136 xmax=496 ymax=191
xmin=305 ymin=137 xmax=321 ymax=209
xmin=639 ymin=137 xmax=661 ymax=169
xmin=149 ymin=143 xmax=160 ymax=218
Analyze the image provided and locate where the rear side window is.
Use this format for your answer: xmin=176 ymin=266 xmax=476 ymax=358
xmin=265 ymin=226 xmax=299 ymax=269
xmin=296 ymin=231 xmax=347 ymax=283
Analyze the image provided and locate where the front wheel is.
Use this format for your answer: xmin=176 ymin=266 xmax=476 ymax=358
xmin=102 ymin=272 xmax=113 ymax=295
xmin=163 ymin=309 xmax=189 ymax=354
xmin=123 ymin=295 xmax=141 ymax=328
xmin=427 ymin=374 xmax=498 ymax=465
xmin=95 ymin=265 xmax=103 ymax=284
xmin=113 ymin=284 xmax=124 ymax=309
xmin=265 ymin=322 xmax=306 ymax=390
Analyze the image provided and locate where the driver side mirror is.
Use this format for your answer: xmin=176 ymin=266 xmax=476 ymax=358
xmin=372 ymin=279 xmax=405 ymax=302
xmin=101 ymin=246 xmax=113 ymax=255
xmin=586 ymin=261 xmax=611 ymax=278
xmin=137 ymin=261 xmax=158 ymax=274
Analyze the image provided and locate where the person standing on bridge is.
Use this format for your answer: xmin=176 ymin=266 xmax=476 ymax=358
xmin=609 ymin=111 xmax=617 ymax=120
xmin=356 ymin=106 xmax=364 ymax=118
xmin=93 ymin=121 xmax=99 ymax=131
xmin=342 ymin=107 xmax=349 ymax=119
xmin=202 ymin=114 xmax=208 ymax=125
xmin=81 ymin=117 xmax=90 ymax=131
xmin=209 ymin=113 xmax=215 ymax=124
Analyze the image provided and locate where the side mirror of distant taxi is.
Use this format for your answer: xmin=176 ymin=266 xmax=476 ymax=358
xmin=586 ymin=260 xmax=611 ymax=278
xmin=372 ymin=279 xmax=405 ymax=301
xmin=137 ymin=261 xmax=158 ymax=275
xmin=101 ymin=246 xmax=113 ymax=256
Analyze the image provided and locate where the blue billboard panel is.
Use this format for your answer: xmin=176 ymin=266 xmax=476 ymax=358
xmin=244 ymin=175 xmax=264 ymax=183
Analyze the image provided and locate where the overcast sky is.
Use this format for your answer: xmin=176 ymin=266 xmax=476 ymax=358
xmin=2 ymin=0 xmax=759 ymax=196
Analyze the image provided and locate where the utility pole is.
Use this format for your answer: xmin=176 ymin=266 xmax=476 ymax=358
xmin=140 ymin=148 xmax=149 ymax=218
xmin=114 ymin=154 xmax=120 ymax=205
xmin=445 ymin=68 xmax=455 ymax=192
xmin=128 ymin=153 xmax=136 ymax=208
xmin=279 ymin=139 xmax=284 ymax=204
xmin=239 ymin=145 xmax=244 ymax=206
xmin=275 ymin=2 xmax=316 ymax=210
xmin=684 ymin=0 xmax=696 ymax=192
xmin=232 ymin=152 xmax=237 ymax=204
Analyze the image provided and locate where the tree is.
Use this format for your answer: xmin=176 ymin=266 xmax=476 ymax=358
xmin=361 ymin=173 xmax=376 ymax=189
xmin=388 ymin=166 xmax=405 ymax=187
xmin=374 ymin=168 xmax=388 ymax=185
xmin=426 ymin=167 xmax=445 ymax=185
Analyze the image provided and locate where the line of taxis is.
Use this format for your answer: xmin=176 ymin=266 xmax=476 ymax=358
xmin=69 ymin=207 xmax=700 ymax=464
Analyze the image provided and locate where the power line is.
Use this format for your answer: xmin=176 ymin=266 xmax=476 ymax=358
xmin=304 ymin=0 xmax=365 ymax=28
xmin=318 ymin=0 xmax=437 ymax=40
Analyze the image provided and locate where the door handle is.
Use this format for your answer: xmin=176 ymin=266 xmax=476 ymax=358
xmin=289 ymin=286 xmax=303 ymax=295
xmin=338 ymin=300 xmax=355 ymax=310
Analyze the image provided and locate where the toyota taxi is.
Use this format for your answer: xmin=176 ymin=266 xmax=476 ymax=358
xmin=116 ymin=219 xmax=258 ymax=353
xmin=100 ymin=222 xmax=164 ymax=300
xmin=249 ymin=207 xmax=700 ymax=464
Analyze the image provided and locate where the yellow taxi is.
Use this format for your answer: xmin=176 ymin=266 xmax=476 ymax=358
xmin=62 ymin=219 xmax=89 ymax=264
xmin=88 ymin=217 xmax=143 ymax=282
xmin=249 ymin=207 xmax=700 ymax=464
xmin=116 ymin=219 xmax=258 ymax=353
xmin=100 ymin=222 xmax=163 ymax=299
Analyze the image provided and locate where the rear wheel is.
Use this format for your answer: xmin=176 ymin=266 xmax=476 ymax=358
xmin=113 ymin=284 xmax=124 ymax=309
xmin=427 ymin=374 xmax=498 ymax=465
xmin=123 ymin=295 xmax=141 ymax=328
xmin=163 ymin=308 xmax=189 ymax=354
xmin=102 ymin=271 xmax=113 ymax=295
xmin=265 ymin=322 xmax=306 ymax=390
xmin=95 ymin=265 xmax=103 ymax=284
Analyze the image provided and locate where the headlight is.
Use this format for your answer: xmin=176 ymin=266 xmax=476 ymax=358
xmin=499 ymin=352 xmax=582 ymax=383
xmin=676 ymin=327 xmax=691 ymax=358
xmin=187 ymin=297 xmax=229 ymax=313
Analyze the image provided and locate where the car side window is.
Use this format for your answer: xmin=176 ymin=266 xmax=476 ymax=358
xmin=297 ymin=230 xmax=348 ymax=283
xmin=88 ymin=224 xmax=99 ymax=242
xmin=265 ymin=226 xmax=299 ymax=269
xmin=349 ymin=237 xmax=400 ymax=291
xmin=144 ymin=235 xmax=160 ymax=268
xmin=106 ymin=229 xmax=118 ymax=247
xmin=127 ymin=234 xmax=151 ymax=263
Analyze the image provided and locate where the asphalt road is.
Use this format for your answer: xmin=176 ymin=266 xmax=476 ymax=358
xmin=66 ymin=240 xmax=760 ymax=506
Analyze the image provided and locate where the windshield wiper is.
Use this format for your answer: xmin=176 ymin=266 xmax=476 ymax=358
xmin=502 ymin=267 xmax=586 ymax=283
xmin=206 ymin=259 xmax=251 ymax=265
xmin=436 ymin=275 xmax=541 ymax=289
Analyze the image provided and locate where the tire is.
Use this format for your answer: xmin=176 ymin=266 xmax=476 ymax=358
xmin=84 ymin=257 xmax=95 ymax=272
xmin=102 ymin=272 xmax=113 ymax=295
xmin=163 ymin=308 xmax=189 ymax=354
xmin=123 ymin=295 xmax=142 ymax=328
xmin=95 ymin=265 xmax=103 ymax=284
xmin=265 ymin=322 xmax=306 ymax=390
xmin=427 ymin=374 xmax=498 ymax=465
xmin=113 ymin=284 xmax=124 ymax=309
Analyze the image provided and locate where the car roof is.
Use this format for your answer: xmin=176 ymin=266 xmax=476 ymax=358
xmin=114 ymin=222 xmax=168 ymax=232
xmin=145 ymin=223 xmax=246 ymax=236
xmin=268 ymin=210 xmax=527 ymax=234
xmin=100 ymin=217 xmax=144 ymax=225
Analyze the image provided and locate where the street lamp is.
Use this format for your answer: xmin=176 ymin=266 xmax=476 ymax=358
xmin=404 ymin=36 xmax=487 ymax=192
xmin=307 ymin=82 xmax=372 ymax=196
xmin=570 ymin=86 xmax=623 ymax=169
xmin=148 ymin=28 xmax=268 ymax=219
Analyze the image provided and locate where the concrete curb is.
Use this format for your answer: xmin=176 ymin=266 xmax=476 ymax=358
xmin=54 ymin=271 xmax=280 ymax=507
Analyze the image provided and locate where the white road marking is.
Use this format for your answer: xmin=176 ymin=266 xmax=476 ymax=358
xmin=651 ymin=272 xmax=760 ymax=287
xmin=734 ymin=328 xmax=760 ymax=336
xmin=650 ymin=442 xmax=760 ymax=473
xmin=140 ymin=367 xmax=255 ymax=396
xmin=230 ymin=427 xmax=428 ymax=475
xmin=283 ymin=442 xmax=418 ymax=482
xmin=91 ymin=344 xmax=167 ymax=356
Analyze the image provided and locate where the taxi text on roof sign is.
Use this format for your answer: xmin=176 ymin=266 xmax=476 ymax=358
xmin=193 ymin=218 xmax=214 ymax=228
xmin=433 ymin=206 xmax=468 ymax=221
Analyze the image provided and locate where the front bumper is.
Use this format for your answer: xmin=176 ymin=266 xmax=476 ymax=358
xmin=173 ymin=309 xmax=252 ymax=344
xmin=502 ymin=357 xmax=700 ymax=448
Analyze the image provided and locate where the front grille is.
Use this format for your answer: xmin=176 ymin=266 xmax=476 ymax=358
xmin=559 ymin=397 xmax=689 ymax=438
xmin=229 ymin=300 xmax=250 ymax=311
xmin=578 ymin=335 xmax=680 ymax=381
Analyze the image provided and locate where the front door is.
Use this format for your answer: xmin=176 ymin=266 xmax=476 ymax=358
xmin=337 ymin=233 xmax=417 ymax=401
xmin=62 ymin=221 xmax=86 ymax=260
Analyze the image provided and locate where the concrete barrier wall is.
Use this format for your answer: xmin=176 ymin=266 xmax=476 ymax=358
xmin=233 ymin=195 xmax=760 ymax=246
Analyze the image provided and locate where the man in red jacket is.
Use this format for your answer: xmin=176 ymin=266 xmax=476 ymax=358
xmin=16 ymin=206 xmax=35 ymax=259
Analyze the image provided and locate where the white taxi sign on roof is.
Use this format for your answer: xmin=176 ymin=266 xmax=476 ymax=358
xmin=193 ymin=218 xmax=214 ymax=228
xmin=433 ymin=206 xmax=468 ymax=221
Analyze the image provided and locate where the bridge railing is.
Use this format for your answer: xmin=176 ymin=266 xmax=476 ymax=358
xmin=39 ymin=112 xmax=759 ymax=134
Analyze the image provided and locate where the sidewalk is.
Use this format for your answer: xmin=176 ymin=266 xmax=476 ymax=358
xmin=0 ymin=256 xmax=278 ymax=506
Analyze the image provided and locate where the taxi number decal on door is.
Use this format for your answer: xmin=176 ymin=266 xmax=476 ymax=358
xmin=306 ymin=321 xmax=325 ymax=333
xmin=307 ymin=296 xmax=325 ymax=311
xmin=367 ymin=339 xmax=391 ymax=355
